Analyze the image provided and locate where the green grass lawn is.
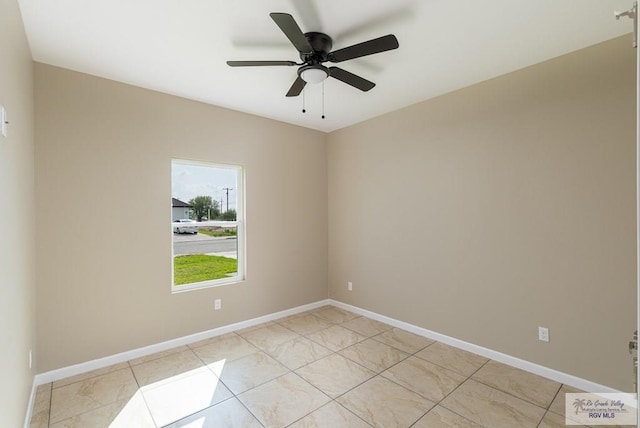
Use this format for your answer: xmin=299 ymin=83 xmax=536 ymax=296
xmin=198 ymin=229 xmax=237 ymax=237
xmin=174 ymin=254 xmax=237 ymax=285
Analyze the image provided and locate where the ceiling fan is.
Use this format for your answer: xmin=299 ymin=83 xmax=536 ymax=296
xmin=227 ymin=13 xmax=399 ymax=97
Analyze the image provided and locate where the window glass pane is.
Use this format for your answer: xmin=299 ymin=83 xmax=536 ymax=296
xmin=171 ymin=160 xmax=243 ymax=291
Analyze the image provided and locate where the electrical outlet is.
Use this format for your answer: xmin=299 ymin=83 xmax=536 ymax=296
xmin=29 ymin=350 xmax=32 ymax=369
xmin=214 ymin=299 xmax=221 ymax=310
xmin=347 ymin=281 xmax=353 ymax=291
xmin=538 ymin=326 xmax=549 ymax=342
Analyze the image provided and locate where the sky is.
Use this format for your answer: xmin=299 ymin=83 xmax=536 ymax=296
xmin=172 ymin=160 xmax=238 ymax=211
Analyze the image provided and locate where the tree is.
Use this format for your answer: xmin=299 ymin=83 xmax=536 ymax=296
xmin=221 ymin=209 xmax=236 ymax=221
xmin=188 ymin=196 xmax=220 ymax=221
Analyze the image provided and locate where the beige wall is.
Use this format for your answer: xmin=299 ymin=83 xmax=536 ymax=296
xmin=35 ymin=64 xmax=328 ymax=372
xmin=328 ymin=35 xmax=637 ymax=391
xmin=0 ymin=0 xmax=36 ymax=424
xmin=33 ymin=33 xmax=637 ymax=392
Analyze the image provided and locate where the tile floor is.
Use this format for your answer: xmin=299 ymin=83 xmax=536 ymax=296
xmin=29 ymin=306 xmax=613 ymax=427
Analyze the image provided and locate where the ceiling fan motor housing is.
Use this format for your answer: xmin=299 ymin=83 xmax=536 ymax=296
xmin=301 ymin=32 xmax=333 ymax=63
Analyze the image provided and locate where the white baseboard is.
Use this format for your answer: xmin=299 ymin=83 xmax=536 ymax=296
xmin=328 ymin=299 xmax=622 ymax=394
xmin=32 ymin=299 xmax=330 ymax=386
xmin=26 ymin=297 xmax=621 ymax=426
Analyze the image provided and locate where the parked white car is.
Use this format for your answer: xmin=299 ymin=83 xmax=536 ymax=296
xmin=173 ymin=219 xmax=198 ymax=234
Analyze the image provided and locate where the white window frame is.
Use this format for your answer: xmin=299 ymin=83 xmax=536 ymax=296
xmin=171 ymin=159 xmax=246 ymax=293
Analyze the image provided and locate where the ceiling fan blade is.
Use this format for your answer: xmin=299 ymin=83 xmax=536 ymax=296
xmin=329 ymin=67 xmax=375 ymax=91
xmin=227 ymin=60 xmax=297 ymax=67
xmin=328 ymin=34 xmax=399 ymax=63
xmin=270 ymin=13 xmax=313 ymax=54
xmin=286 ymin=76 xmax=307 ymax=97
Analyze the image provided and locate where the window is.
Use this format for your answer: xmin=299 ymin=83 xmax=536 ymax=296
xmin=171 ymin=159 xmax=244 ymax=292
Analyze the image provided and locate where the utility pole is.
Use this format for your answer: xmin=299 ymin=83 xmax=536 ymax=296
xmin=222 ymin=187 xmax=233 ymax=213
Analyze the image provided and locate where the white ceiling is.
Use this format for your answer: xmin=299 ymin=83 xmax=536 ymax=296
xmin=18 ymin=0 xmax=634 ymax=133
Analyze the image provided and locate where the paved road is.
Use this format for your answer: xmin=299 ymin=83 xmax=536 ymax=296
xmin=173 ymin=234 xmax=237 ymax=255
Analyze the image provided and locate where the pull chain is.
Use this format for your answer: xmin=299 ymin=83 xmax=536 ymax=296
xmin=299 ymin=84 xmax=327 ymax=118
xmin=321 ymin=81 xmax=325 ymax=119
xmin=302 ymin=87 xmax=306 ymax=113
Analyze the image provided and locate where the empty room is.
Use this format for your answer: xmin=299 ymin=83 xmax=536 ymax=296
xmin=2 ymin=0 xmax=638 ymax=427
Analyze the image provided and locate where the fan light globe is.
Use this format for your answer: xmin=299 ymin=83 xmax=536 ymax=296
xmin=300 ymin=67 xmax=328 ymax=84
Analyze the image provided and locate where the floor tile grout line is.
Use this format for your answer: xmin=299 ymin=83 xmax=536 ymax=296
xmin=467 ymin=375 xmax=555 ymax=415
xmin=124 ymin=363 xmax=160 ymax=428
xmin=49 ymin=362 xmax=132 ymax=390
xmin=274 ymin=371 xmax=333 ymax=427
xmin=128 ymin=346 xmax=189 ymax=368
xmin=368 ymin=332 xmax=436 ymax=355
xmin=193 ymin=326 xmax=324 ymax=393
xmin=50 ymin=360 xmax=156 ymax=426
xmin=166 ymin=335 xmax=294 ymax=425
xmin=332 ymin=399 xmax=375 ymax=427
xmin=46 ymin=366 xmax=142 ymax=427
xmin=435 ymin=359 xmax=553 ymax=428
xmin=273 ymin=311 xmax=335 ymax=331
xmin=47 ymin=380 xmax=141 ymax=428
xmin=334 ymin=315 xmax=568 ymax=427
xmin=286 ymin=318 xmax=403 ymax=423
xmin=370 ymin=337 xmax=442 ymax=377
xmin=544 ymin=385 xmax=587 ymax=422
xmin=370 ymin=371 xmax=441 ymax=425
xmin=334 ymin=370 xmax=437 ymax=426
xmin=238 ymin=363 xmax=346 ymax=427
xmin=429 ymin=359 xmax=493 ymax=428
xmin=159 ymin=349 xmax=245 ymax=427
xmin=469 ymin=360 xmax=564 ymax=410
xmin=46 ymin=382 xmax=52 ymax=428
xmin=338 ymin=322 xmax=392 ymax=337
xmin=229 ymin=359 xmax=294 ymax=397
xmin=162 ymin=395 xmax=238 ymax=428
xmin=301 ymin=327 xmax=369 ymax=352
xmin=318 ymin=337 xmax=385 ymax=372
xmin=412 ymin=343 xmax=562 ymax=421
xmin=410 ymin=348 xmax=484 ymax=378
xmin=300 ymin=354 xmax=375 ymax=401
xmin=282 ymin=398 xmax=374 ymax=428
xmin=187 ymin=331 xmax=243 ymax=351
xmin=546 ymin=384 xmax=565 ymax=411
xmin=298 ymin=342 xmax=427 ymax=423
xmin=335 ymin=337 xmax=411 ymax=373
xmin=319 ymin=336 xmax=426 ymax=427
xmin=549 ymin=383 xmax=567 ymax=414
xmin=182 ymin=346 xmax=262 ymax=426
xmin=401 ymin=354 xmax=483 ymax=428
xmin=435 ymin=395 xmax=485 ymax=427
xmin=234 ymin=395 xmax=267 ymax=428
xmin=371 ymin=347 xmax=435 ymax=406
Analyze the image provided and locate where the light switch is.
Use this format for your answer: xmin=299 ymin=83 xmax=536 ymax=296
xmin=0 ymin=105 xmax=6 ymax=137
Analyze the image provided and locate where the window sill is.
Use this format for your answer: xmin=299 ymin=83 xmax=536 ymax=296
xmin=171 ymin=276 xmax=245 ymax=294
